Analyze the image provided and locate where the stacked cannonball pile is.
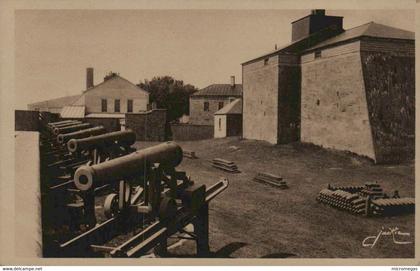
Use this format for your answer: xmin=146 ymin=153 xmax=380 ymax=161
xmin=317 ymin=182 xmax=415 ymax=217
xmin=328 ymin=184 xmax=365 ymax=194
xmin=359 ymin=182 xmax=384 ymax=199
xmin=370 ymin=198 xmax=415 ymax=216
xmin=316 ymin=189 xmax=366 ymax=214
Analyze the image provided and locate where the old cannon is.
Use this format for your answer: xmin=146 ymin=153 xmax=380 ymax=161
xmin=57 ymin=126 xmax=106 ymax=144
xmin=59 ymin=142 xmax=228 ymax=258
xmin=47 ymin=130 xmax=137 ymax=191
xmin=67 ymin=130 xmax=136 ymax=153
xmin=41 ymin=121 xmax=89 ymax=163
xmin=41 ymin=120 xmax=83 ymax=150
xmin=53 ymin=123 xmax=92 ymax=135
xmin=48 ymin=120 xmax=81 ymax=126
xmin=49 ymin=120 xmax=82 ymax=128
xmin=48 ymin=121 xmax=83 ymax=134
xmin=74 ymin=141 xmax=181 ymax=191
xmin=66 ymin=130 xmax=137 ymax=165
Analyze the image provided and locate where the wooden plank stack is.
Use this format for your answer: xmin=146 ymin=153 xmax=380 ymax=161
xmin=253 ymin=172 xmax=287 ymax=189
xmin=371 ymin=198 xmax=415 ymax=216
xmin=183 ymin=150 xmax=197 ymax=159
xmin=211 ymin=158 xmax=240 ymax=173
xmin=317 ymin=189 xmax=366 ymax=214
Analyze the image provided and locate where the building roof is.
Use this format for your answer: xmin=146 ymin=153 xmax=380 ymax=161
xmin=192 ymin=84 xmax=242 ymax=97
xmin=241 ymin=26 xmax=344 ymax=65
xmin=304 ymin=22 xmax=414 ymax=52
xmin=60 ymin=106 xmax=85 ymax=119
xmin=82 ymin=74 xmax=148 ymax=95
xmin=28 ymin=73 xmax=148 ymax=114
xmin=85 ymin=113 xmax=126 ymax=119
xmin=28 ymin=94 xmax=82 ymax=109
xmin=215 ymin=98 xmax=242 ymax=115
xmin=242 ymin=21 xmax=414 ymax=65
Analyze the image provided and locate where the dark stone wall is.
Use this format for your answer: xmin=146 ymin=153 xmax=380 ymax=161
xmin=84 ymin=118 xmax=121 ymax=132
xmin=171 ymin=124 xmax=214 ymax=141
xmin=15 ymin=110 xmax=40 ymax=131
xmin=277 ymin=59 xmax=301 ymax=144
xmin=226 ymin=115 xmax=242 ymax=137
xmin=361 ymin=40 xmax=415 ymax=163
xmin=125 ymin=109 xmax=166 ymax=141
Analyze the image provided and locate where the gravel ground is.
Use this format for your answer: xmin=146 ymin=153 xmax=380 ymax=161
xmin=134 ymin=137 xmax=415 ymax=258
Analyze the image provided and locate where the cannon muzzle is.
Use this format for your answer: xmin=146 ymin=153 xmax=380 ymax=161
xmin=74 ymin=142 xmax=183 ymax=191
xmin=53 ymin=123 xmax=92 ymax=135
xmin=57 ymin=126 xmax=106 ymax=144
xmin=67 ymin=130 xmax=136 ymax=153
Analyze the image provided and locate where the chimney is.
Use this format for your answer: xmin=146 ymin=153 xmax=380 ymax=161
xmin=104 ymin=71 xmax=118 ymax=81
xmin=311 ymin=9 xmax=325 ymax=16
xmin=230 ymin=76 xmax=235 ymax=87
xmin=291 ymin=9 xmax=343 ymax=42
xmin=86 ymin=67 xmax=94 ymax=89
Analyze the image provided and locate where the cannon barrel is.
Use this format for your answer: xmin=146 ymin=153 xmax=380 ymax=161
xmin=48 ymin=120 xmax=79 ymax=126
xmin=53 ymin=123 xmax=92 ymax=135
xmin=74 ymin=142 xmax=183 ymax=191
xmin=48 ymin=121 xmax=82 ymax=133
xmin=49 ymin=121 xmax=82 ymax=129
xmin=57 ymin=126 xmax=106 ymax=144
xmin=67 ymin=130 xmax=136 ymax=153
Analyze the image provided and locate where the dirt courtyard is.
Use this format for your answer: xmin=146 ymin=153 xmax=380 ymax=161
xmin=134 ymin=137 xmax=415 ymax=258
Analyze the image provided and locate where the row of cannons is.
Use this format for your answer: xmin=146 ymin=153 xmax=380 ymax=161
xmin=40 ymin=119 xmax=228 ymax=257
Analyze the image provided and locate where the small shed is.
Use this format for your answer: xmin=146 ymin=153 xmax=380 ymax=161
xmin=214 ymin=99 xmax=242 ymax=138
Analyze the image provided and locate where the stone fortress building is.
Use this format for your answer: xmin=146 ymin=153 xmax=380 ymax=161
xmin=242 ymin=10 xmax=414 ymax=163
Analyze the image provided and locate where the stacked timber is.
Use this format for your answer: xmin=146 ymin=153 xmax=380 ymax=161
xmin=211 ymin=158 xmax=240 ymax=173
xmin=253 ymin=172 xmax=287 ymax=189
xmin=183 ymin=150 xmax=197 ymax=159
xmin=317 ymin=189 xmax=365 ymax=214
xmin=371 ymin=198 xmax=415 ymax=216
xmin=359 ymin=182 xmax=384 ymax=199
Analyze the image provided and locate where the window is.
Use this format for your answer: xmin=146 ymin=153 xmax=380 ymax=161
xmin=218 ymin=102 xmax=224 ymax=110
xmin=127 ymin=99 xmax=133 ymax=113
xmin=101 ymin=99 xmax=107 ymax=112
xmin=204 ymin=101 xmax=209 ymax=111
xmin=219 ymin=118 xmax=222 ymax=131
xmin=114 ymin=99 xmax=120 ymax=112
xmin=315 ymin=50 xmax=322 ymax=59
xmin=316 ymin=99 xmax=320 ymax=106
xmin=264 ymin=58 xmax=269 ymax=65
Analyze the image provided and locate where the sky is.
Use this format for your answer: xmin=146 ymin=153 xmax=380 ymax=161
xmin=15 ymin=9 xmax=414 ymax=109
